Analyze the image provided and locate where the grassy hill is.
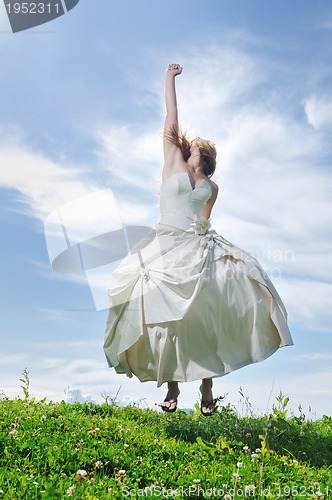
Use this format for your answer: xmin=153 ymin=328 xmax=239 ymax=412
xmin=1 ymin=377 xmax=332 ymax=499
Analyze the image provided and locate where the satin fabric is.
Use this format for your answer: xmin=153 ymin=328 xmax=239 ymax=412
xmin=104 ymin=172 xmax=293 ymax=386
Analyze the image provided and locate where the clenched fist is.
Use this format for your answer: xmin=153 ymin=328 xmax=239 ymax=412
xmin=166 ymin=63 xmax=183 ymax=76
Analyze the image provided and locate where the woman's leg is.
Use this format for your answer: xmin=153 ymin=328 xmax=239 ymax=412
xmin=161 ymin=381 xmax=180 ymax=411
xmin=199 ymin=378 xmax=214 ymax=415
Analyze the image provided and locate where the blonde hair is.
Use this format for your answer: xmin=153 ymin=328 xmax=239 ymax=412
xmin=193 ymin=137 xmax=217 ymax=177
xmin=164 ymin=125 xmax=217 ymax=177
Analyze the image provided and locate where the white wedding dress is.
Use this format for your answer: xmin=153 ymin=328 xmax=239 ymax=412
xmin=104 ymin=172 xmax=293 ymax=386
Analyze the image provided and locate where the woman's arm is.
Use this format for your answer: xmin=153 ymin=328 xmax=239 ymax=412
xmin=163 ymin=64 xmax=184 ymax=176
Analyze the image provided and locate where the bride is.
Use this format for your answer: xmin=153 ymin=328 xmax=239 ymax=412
xmin=103 ymin=63 xmax=293 ymax=416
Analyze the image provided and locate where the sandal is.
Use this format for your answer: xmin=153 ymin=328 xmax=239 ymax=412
xmin=161 ymin=397 xmax=178 ymax=413
xmin=200 ymin=399 xmax=216 ymax=417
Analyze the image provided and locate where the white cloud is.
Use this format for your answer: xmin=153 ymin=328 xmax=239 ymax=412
xmin=37 ymin=308 xmax=83 ymax=323
xmin=0 ymin=132 xmax=156 ymax=224
xmin=316 ymin=18 xmax=332 ymax=31
xmin=36 ymin=357 xmax=67 ymax=369
xmin=0 ymin=134 xmax=160 ymax=300
xmin=304 ymin=94 xmax=332 ymax=130
xmin=276 ymin=367 xmax=332 ymax=417
xmin=0 ymin=136 xmax=99 ymax=220
xmin=0 ymin=353 xmax=27 ymax=365
xmin=65 ymin=388 xmax=95 ymax=404
xmin=277 ymin=278 xmax=332 ymax=333
xmin=178 ymin=45 xmax=266 ymax=134
xmin=310 ymin=353 xmax=332 ymax=361
xmin=96 ymin=125 xmax=163 ymax=189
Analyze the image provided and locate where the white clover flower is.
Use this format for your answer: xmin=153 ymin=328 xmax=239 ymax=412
xmin=124 ymin=443 xmax=129 ymax=449
xmin=95 ymin=460 xmax=103 ymax=469
xmin=243 ymin=445 xmax=250 ymax=452
xmin=255 ymin=448 xmax=261 ymax=453
xmin=76 ymin=469 xmax=87 ymax=476
xmin=224 ymin=495 xmax=232 ymax=500
xmin=67 ymin=485 xmax=76 ymax=496
xmin=40 ymin=415 xmax=46 ymax=422
xmin=245 ymin=485 xmax=255 ymax=494
xmin=236 ymin=462 xmax=243 ymax=468
xmin=251 ymin=453 xmax=259 ymax=462
xmin=232 ymin=473 xmax=240 ymax=480
xmin=76 ymin=470 xmax=87 ymax=482
xmin=193 ymin=479 xmax=201 ymax=484
xmin=117 ymin=469 xmax=126 ymax=482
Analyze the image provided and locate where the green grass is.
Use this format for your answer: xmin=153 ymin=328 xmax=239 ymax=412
xmin=0 ymin=376 xmax=332 ymax=499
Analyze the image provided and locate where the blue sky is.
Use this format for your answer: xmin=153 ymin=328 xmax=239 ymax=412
xmin=1 ymin=0 xmax=332 ymax=417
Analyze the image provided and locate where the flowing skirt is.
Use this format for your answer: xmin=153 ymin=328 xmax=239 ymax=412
xmin=104 ymin=224 xmax=293 ymax=386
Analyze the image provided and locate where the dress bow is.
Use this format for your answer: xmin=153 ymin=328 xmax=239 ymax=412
xmin=190 ymin=216 xmax=211 ymax=235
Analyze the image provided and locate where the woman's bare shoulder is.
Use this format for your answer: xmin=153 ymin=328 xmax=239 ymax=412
xmin=207 ymin=178 xmax=219 ymax=194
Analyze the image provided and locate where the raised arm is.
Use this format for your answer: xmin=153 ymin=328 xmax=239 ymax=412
xmin=163 ymin=63 xmax=184 ymax=176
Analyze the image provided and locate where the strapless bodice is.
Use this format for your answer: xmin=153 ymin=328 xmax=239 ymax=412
xmin=158 ymin=172 xmax=212 ymax=230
